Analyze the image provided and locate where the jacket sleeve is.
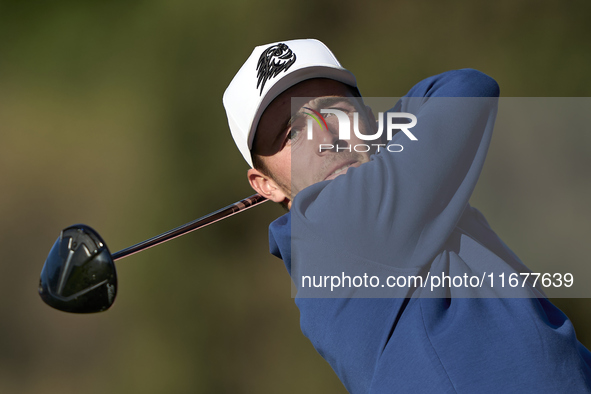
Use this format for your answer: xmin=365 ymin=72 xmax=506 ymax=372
xmin=290 ymin=69 xmax=500 ymax=269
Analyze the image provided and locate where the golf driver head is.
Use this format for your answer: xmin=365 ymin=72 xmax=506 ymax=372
xmin=39 ymin=224 xmax=117 ymax=313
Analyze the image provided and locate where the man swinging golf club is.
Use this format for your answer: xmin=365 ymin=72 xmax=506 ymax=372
xmin=223 ymin=39 xmax=591 ymax=393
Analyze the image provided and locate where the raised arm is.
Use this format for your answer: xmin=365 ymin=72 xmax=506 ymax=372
xmin=291 ymin=69 xmax=500 ymax=269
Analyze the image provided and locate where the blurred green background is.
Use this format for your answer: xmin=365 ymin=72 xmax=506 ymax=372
xmin=1 ymin=0 xmax=590 ymax=393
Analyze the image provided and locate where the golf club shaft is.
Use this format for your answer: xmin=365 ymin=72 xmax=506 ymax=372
xmin=111 ymin=194 xmax=268 ymax=261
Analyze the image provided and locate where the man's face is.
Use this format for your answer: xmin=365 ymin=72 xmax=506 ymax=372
xmin=248 ymin=79 xmax=376 ymax=208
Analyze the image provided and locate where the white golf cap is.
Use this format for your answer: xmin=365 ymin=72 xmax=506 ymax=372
xmin=223 ymin=39 xmax=357 ymax=167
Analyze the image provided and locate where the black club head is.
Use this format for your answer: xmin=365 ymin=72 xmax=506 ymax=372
xmin=39 ymin=224 xmax=117 ymax=313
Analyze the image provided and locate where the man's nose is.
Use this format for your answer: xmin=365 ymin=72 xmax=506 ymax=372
xmin=315 ymin=122 xmax=348 ymax=154
xmin=317 ymin=121 xmax=337 ymax=143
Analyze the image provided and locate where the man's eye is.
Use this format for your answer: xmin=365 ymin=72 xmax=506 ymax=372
xmin=287 ymin=128 xmax=302 ymax=142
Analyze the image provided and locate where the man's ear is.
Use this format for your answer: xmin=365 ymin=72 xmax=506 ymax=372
xmin=247 ymin=168 xmax=288 ymax=204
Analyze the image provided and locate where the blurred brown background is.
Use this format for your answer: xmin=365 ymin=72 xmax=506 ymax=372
xmin=1 ymin=1 xmax=589 ymax=393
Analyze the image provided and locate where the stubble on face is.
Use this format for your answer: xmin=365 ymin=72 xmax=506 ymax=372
xmin=310 ymin=150 xmax=368 ymax=184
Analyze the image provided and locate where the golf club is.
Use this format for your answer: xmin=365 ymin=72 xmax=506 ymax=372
xmin=38 ymin=193 xmax=268 ymax=314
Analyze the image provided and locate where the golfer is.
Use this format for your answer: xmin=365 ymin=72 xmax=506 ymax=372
xmin=223 ymin=39 xmax=591 ymax=393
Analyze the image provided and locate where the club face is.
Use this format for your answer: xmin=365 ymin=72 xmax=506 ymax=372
xmin=39 ymin=224 xmax=117 ymax=313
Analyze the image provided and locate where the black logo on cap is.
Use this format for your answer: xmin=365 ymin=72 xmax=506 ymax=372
xmin=256 ymin=43 xmax=296 ymax=95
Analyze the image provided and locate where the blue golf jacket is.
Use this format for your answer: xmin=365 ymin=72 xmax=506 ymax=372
xmin=268 ymin=69 xmax=591 ymax=393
